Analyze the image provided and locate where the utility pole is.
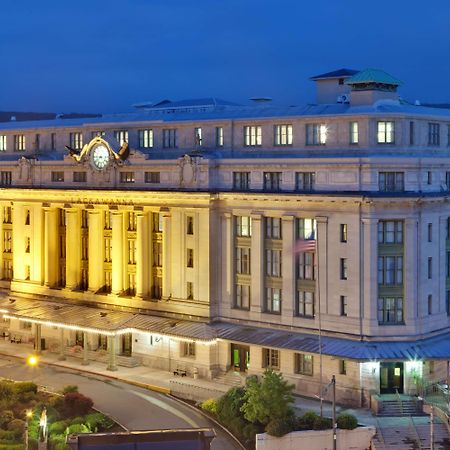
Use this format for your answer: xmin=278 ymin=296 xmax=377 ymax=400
xmin=332 ymin=375 xmax=337 ymax=450
xmin=430 ymin=405 xmax=434 ymax=450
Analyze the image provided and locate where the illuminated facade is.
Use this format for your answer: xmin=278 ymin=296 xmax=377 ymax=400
xmin=0 ymin=69 xmax=449 ymax=405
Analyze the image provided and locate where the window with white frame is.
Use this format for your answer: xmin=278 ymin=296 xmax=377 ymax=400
xmin=379 ymin=172 xmax=404 ymax=192
xmin=70 ymin=132 xmax=83 ymax=149
xmin=378 ymin=256 xmax=403 ymax=285
xmin=295 ymin=172 xmax=315 ymax=191
xmin=428 ymin=123 xmax=440 ymax=146
xmin=266 ymin=249 xmax=282 ymax=277
xmin=349 ymin=121 xmax=359 ymax=144
xmin=114 ymin=130 xmax=128 ymax=145
xmin=138 ymin=129 xmax=153 ymax=148
xmin=216 ymin=127 xmax=224 ymax=147
xmin=235 ymin=284 xmax=250 ymax=310
xmin=294 ymin=353 xmax=313 ymax=375
xmin=306 ymin=124 xmax=327 ymax=145
xmin=297 ymin=218 xmax=316 ymax=240
xmin=244 ymin=126 xmax=262 ymax=146
xmin=233 ymin=172 xmax=250 ymax=190
xmin=274 ymin=124 xmax=293 ymax=146
xmin=378 ymin=220 xmax=403 ymax=244
xmin=236 ymin=216 xmax=252 ymax=237
xmin=296 ymin=290 xmax=314 ymax=317
xmin=262 ymin=348 xmax=280 ymax=369
xmin=378 ymin=297 xmax=404 ymax=324
xmin=377 ymin=121 xmax=395 ymax=144
xmin=265 ymin=288 xmax=281 ymax=313
xmin=0 ymin=135 xmax=6 ymax=151
xmin=194 ymin=127 xmax=202 ymax=146
xmin=14 ymin=135 xmax=26 ymax=151
xmin=263 ymin=172 xmax=282 ymax=191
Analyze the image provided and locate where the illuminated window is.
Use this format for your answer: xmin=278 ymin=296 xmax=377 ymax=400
xmin=216 ymin=127 xmax=224 ymax=147
xmin=274 ymin=124 xmax=293 ymax=146
xmin=69 ymin=132 xmax=83 ymax=150
xmin=194 ymin=127 xmax=202 ymax=146
xmin=265 ymin=288 xmax=281 ymax=313
xmin=294 ymin=353 xmax=313 ymax=375
xmin=349 ymin=122 xmax=359 ymax=144
xmin=297 ymin=218 xmax=316 ymax=240
xmin=14 ymin=135 xmax=26 ymax=151
xmin=120 ymin=172 xmax=134 ymax=183
xmin=114 ymin=130 xmax=128 ymax=145
xmin=244 ymin=126 xmax=262 ymax=146
xmin=262 ymin=348 xmax=279 ymax=369
xmin=138 ymin=129 xmax=153 ymax=148
xmin=377 ymin=121 xmax=395 ymax=144
xmin=306 ymin=124 xmax=327 ymax=145
xmin=235 ymin=216 xmax=252 ymax=237
xmin=340 ymin=224 xmax=347 ymax=243
xmin=0 ymin=135 xmax=6 ymax=151
xmin=145 ymin=172 xmax=160 ymax=184
xmin=162 ymin=129 xmax=177 ymax=148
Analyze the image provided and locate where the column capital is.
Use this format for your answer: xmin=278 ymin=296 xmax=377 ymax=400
xmin=315 ymin=215 xmax=328 ymax=224
xmin=282 ymin=214 xmax=296 ymax=222
xmin=361 ymin=217 xmax=378 ymax=225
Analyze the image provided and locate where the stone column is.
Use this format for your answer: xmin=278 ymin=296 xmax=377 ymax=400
xmin=58 ymin=328 xmax=66 ymax=361
xmin=282 ymin=215 xmax=295 ymax=319
xmin=35 ymin=324 xmax=42 ymax=354
xmin=250 ymin=213 xmax=263 ymax=314
xmin=315 ymin=216 xmax=328 ymax=315
xmin=65 ymin=209 xmax=81 ymax=290
xmin=162 ymin=211 xmax=171 ymax=298
xmin=12 ymin=203 xmax=26 ymax=280
xmin=222 ymin=213 xmax=233 ymax=310
xmin=88 ymin=210 xmax=103 ymax=292
xmin=0 ymin=205 xmax=4 ymax=280
xmin=107 ymin=335 xmax=118 ymax=371
xmin=405 ymin=218 xmax=419 ymax=319
xmin=44 ymin=208 xmax=58 ymax=287
xmin=136 ymin=213 xmax=149 ymax=297
xmin=111 ymin=212 xmax=124 ymax=295
xmin=82 ymin=332 xmax=89 ymax=366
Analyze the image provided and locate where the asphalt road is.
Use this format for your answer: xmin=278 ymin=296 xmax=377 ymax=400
xmin=0 ymin=356 xmax=242 ymax=450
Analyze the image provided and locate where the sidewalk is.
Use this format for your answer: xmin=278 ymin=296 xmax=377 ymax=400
xmin=0 ymin=338 xmax=376 ymax=426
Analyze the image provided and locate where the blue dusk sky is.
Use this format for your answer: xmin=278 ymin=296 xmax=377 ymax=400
xmin=1 ymin=0 xmax=449 ymax=113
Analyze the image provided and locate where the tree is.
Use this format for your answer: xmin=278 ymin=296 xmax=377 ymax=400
xmin=240 ymin=369 xmax=295 ymax=426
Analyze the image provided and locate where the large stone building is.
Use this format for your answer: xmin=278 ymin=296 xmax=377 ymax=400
xmin=0 ymin=68 xmax=449 ymax=406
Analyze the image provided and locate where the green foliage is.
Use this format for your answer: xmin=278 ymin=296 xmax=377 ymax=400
xmin=337 ymin=413 xmax=358 ymax=430
xmin=313 ymin=416 xmax=332 ymax=430
xmin=49 ymin=420 xmax=70 ymax=435
xmin=13 ymin=381 xmax=37 ymax=395
xmin=0 ymin=383 xmax=14 ymax=408
xmin=200 ymin=398 xmax=218 ymax=415
xmin=0 ymin=429 xmax=17 ymax=442
xmin=49 ymin=433 xmax=69 ymax=450
xmin=84 ymin=413 xmax=114 ymax=432
xmin=54 ymin=443 xmax=71 ymax=450
xmin=61 ymin=385 xmax=78 ymax=395
xmin=297 ymin=411 xmax=319 ymax=430
xmin=216 ymin=387 xmax=246 ymax=425
xmin=0 ymin=444 xmax=24 ymax=450
xmin=65 ymin=423 xmax=90 ymax=435
xmin=61 ymin=393 xmax=93 ymax=418
xmin=241 ymin=369 xmax=295 ymax=426
xmin=265 ymin=416 xmax=296 ymax=437
xmin=0 ymin=411 xmax=14 ymax=429
xmin=6 ymin=419 xmax=25 ymax=434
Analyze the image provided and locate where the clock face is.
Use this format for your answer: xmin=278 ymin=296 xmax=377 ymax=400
xmin=91 ymin=144 xmax=110 ymax=170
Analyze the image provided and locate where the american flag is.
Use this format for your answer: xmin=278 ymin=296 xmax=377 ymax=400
xmin=294 ymin=239 xmax=316 ymax=253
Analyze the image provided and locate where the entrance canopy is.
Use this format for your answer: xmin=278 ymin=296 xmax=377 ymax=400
xmin=2 ymin=296 xmax=450 ymax=360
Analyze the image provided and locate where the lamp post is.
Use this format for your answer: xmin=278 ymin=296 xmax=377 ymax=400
xmin=332 ymin=375 xmax=337 ymax=450
xmin=24 ymin=410 xmax=32 ymax=450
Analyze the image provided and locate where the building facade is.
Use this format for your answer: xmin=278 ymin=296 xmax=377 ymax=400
xmin=0 ymin=68 xmax=449 ymax=406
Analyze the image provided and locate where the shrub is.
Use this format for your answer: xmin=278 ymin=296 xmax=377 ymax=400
xmin=65 ymin=423 xmax=90 ymax=435
xmin=49 ymin=433 xmax=69 ymax=450
xmin=0 ymin=383 xmax=14 ymax=408
xmin=0 ymin=410 xmax=14 ymax=428
xmin=84 ymin=413 xmax=114 ymax=432
xmin=61 ymin=385 xmax=78 ymax=394
xmin=0 ymin=429 xmax=18 ymax=442
xmin=265 ymin=417 xmax=296 ymax=437
xmin=0 ymin=445 xmax=24 ymax=450
xmin=62 ymin=393 xmax=93 ymax=417
xmin=216 ymin=387 xmax=246 ymax=426
xmin=200 ymin=398 xmax=218 ymax=415
xmin=7 ymin=419 xmax=25 ymax=434
xmin=337 ymin=413 xmax=358 ymax=430
xmin=13 ymin=381 xmax=37 ymax=395
xmin=69 ymin=417 xmax=85 ymax=426
xmin=49 ymin=420 xmax=70 ymax=435
xmin=313 ymin=416 xmax=332 ymax=430
xmin=297 ymin=411 xmax=319 ymax=430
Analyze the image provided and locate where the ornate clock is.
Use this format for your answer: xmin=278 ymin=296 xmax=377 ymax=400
xmin=91 ymin=144 xmax=110 ymax=170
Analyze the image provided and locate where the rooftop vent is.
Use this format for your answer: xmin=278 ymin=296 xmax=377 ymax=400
xmin=10 ymin=116 xmax=16 ymax=121
xmin=249 ymin=97 xmax=272 ymax=103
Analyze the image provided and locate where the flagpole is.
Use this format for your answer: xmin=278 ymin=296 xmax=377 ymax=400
xmin=316 ymin=222 xmax=323 ymax=418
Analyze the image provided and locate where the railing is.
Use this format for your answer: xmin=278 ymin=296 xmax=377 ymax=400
xmin=395 ymin=388 xmax=404 ymax=416
xmin=374 ymin=418 xmax=387 ymax=450
xmin=407 ymin=416 xmax=422 ymax=450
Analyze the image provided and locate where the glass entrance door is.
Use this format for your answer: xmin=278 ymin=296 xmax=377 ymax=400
xmin=380 ymin=362 xmax=404 ymax=394
xmin=231 ymin=344 xmax=250 ymax=372
xmin=121 ymin=333 xmax=132 ymax=356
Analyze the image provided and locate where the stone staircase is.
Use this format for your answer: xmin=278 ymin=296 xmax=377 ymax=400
xmin=372 ymin=416 xmax=450 ymax=450
xmin=213 ymin=370 xmax=247 ymax=388
xmin=378 ymin=398 xmax=424 ymax=416
xmin=66 ymin=348 xmax=142 ymax=368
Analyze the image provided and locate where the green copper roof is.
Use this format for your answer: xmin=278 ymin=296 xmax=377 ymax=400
xmin=345 ymin=68 xmax=402 ymax=86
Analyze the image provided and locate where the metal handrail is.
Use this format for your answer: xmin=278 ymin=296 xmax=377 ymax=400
xmin=374 ymin=418 xmax=387 ymax=450
xmin=408 ymin=416 xmax=422 ymax=450
xmin=395 ymin=388 xmax=404 ymax=416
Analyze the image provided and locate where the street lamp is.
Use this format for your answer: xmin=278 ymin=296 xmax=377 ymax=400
xmin=26 ymin=355 xmax=39 ymax=367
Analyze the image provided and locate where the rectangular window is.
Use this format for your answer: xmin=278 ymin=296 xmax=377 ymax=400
xmin=216 ymin=127 xmax=224 ymax=147
xmin=3 ymin=230 xmax=12 ymax=253
xmin=51 ymin=171 xmax=64 ymax=182
xmin=152 ymin=276 xmax=162 ymax=299
xmin=340 ymin=295 xmax=348 ymax=316
xmin=114 ymin=130 xmax=128 ymax=146
xmin=263 ymin=172 xmax=281 ymax=191
xmin=194 ymin=127 xmax=202 ymax=146
xmin=35 ymin=134 xmax=40 ymax=151
xmin=378 ymin=256 xmax=403 ymax=285
xmin=104 ymin=238 xmax=112 ymax=262
xmin=51 ymin=133 xmax=56 ymax=150
xmin=340 ymin=224 xmax=347 ymax=243
xmin=427 ymin=171 xmax=432 ymax=185
xmin=138 ymin=129 xmax=153 ymax=148
xmin=120 ymin=172 xmax=135 ymax=183
xmin=428 ymin=123 xmax=440 ymax=145
xmin=274 ymin=124 xmax=293 ymax=146
xmin=128 ymin=212 xmax=137 ymax=231
xmin=266 ymin=249 xmax=282 ymax=277
xmin=233 ymin=172 xmax=250 ymax=190
xmin=244 ymin=126 xmax=262 ymax=146
xmin=378 ymin=220 xmax=403 ymax=244
xmin=409 ymin=121 xmax=414 ymax=146
xmin=236 ymin=247 xmax=251 ymax=274
xmin=186 ymin=216 xmax=194 ymax=235
xmin=349 ymin=122 xmax=358 ymax=144
xmin=428 ymin=294 xmax=432 ymax=315
xmin=0 ymin=135 xmax=6 ymax=151
xmin=297 ymin=252 xmax=315 ymax=280
xmin=265 ymin=217 xmax=282 ymax=239
xmin=152 ymin=212 xmax=163 ymax=232
xmin=186 ymin=282 xmax=194 ymax=300
xmin=181 ymin=341 xmax=196 ymax=357
xmin=25 ymin=237 xmax=30 ymax=253
xmin=3 ymin=207 xmax=12 ymax=224
xmin=296 ymin=290 xmax=314 ymax=317
xmin=0 ymin=171 xmax=12 ymax=186
xmin=2 ymin=260 xmax=12 ymax=280
xmin=295 ymin=172 xmax=315 ymax=192
xmin=152 ymin=241 xmax=162 ymax=267
xmin=73 ymin=172 xmax=87 ymax=182
xmin=306 ymin=124 xmax=327 ymax=145
xmin=145 ymin=172 xmax=160 ymax=183
xmin=377 ymin=121 xmax=395 ymax=144
xmin=128 ymin=239 xmax=136 ymax=264
xmin=294 ymin=353 xmax=313 ymax=375
xmin=14 ymin=135 xmax=26 ymax=151
xmin=378 ymin=172 xmax=404 ymax=192
xmin=265 ymin=288 xmax=281 ymax=313
xmin=236 ymin=216 xmax=252 ymax=237
xmin=446 ymin=172 xmax=450 ymax=190
xmin=340 ymin=258 xmax=348 ymax=280
xmin=297 ymin=218 xmax=316 ymax=240
xmin=339 ymin=360 xmax=347 ymax=375
xmin=378 ymin=297 xmax=404 ymax=324
xmin=91 ymin=131 xmax=105 ymax=138
xmin=162 ymin=129 xmax=177 ymax=148
xmin=262 ymin=348 xmax=280 ymax=369
xmin=235 ymin=284 xmax=250 ymax=310
xmin=428 ymin=257 xmax=432 ymax=279
xmin=187 ymin=249 xmax=194 ymax=268
xmin=70 ymin=132 xmax=83 ymax=149
xmin=428 ymin=223 xmax=432 ymax=242
xmin=447 ymin=291 xmax=450 ymax=316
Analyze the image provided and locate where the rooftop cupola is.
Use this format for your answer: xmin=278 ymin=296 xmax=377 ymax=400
xmin=345 ymin=68 xmax=402 ymax=105
xmin=310 ymin=68 xmax=359 ymax=104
